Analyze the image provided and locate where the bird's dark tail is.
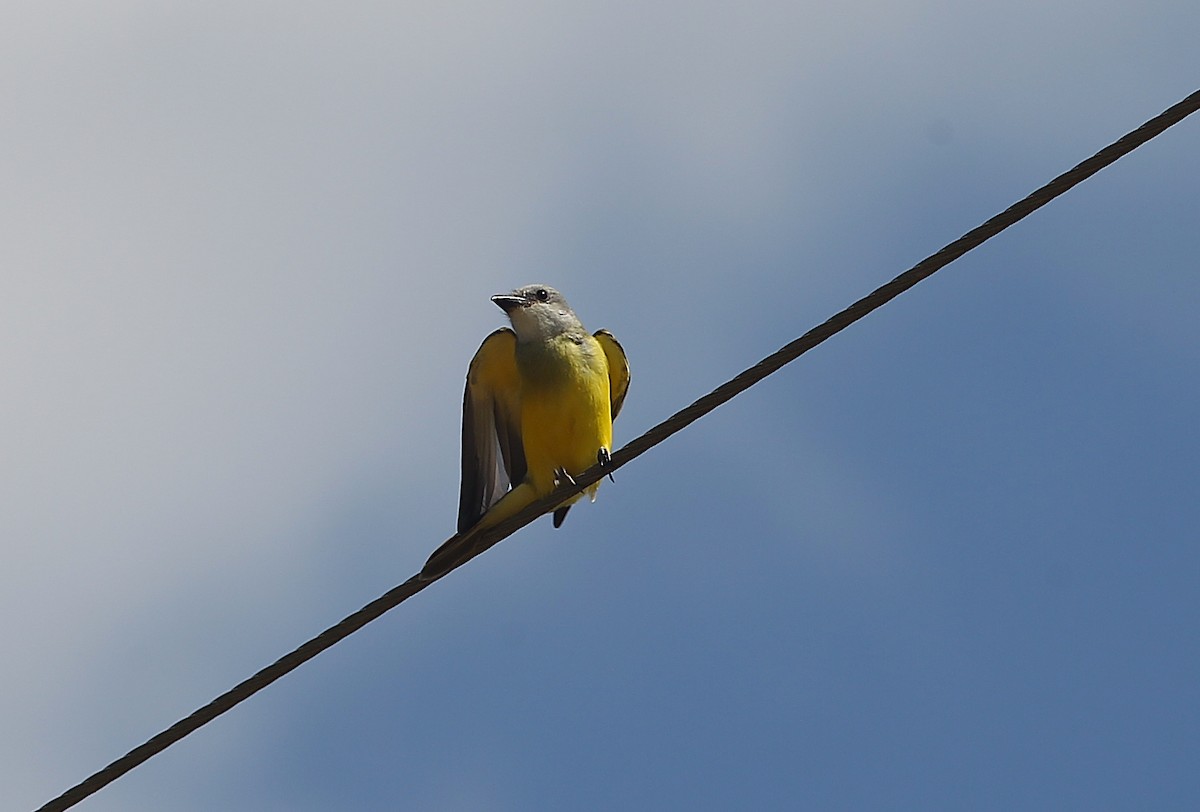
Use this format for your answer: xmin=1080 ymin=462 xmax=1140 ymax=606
xmin=419 ymin=531 xmax=474 ymax=581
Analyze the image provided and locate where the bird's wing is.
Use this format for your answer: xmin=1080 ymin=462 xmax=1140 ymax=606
xmin=593 ymin=329 xmax=630 ymax=420
xmin=458 ymin=328 xmax=526 ymax=532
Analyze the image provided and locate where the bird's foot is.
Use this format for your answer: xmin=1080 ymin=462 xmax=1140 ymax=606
xmin=597 ymin=447 xmax=615 ymax=483
xmin=553 ymin=467 xmax=576 ymax=488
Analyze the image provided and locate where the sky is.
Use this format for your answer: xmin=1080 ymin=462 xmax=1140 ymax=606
xmin=4 ymin=2 xmax=1198 ymax=810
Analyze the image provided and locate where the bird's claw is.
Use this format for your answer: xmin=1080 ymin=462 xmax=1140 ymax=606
xmin=553 ymin=467 xmax=576 ymax=488
xmin=597 ymin=447 xmax=615 ymax=483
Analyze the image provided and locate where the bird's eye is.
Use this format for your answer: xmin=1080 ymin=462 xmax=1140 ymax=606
xmin=535 ymin=288 xmax=549 ymax=301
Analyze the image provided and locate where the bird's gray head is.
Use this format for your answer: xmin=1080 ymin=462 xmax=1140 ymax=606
xmin=491 ymin=284 xmax=584 ymax=342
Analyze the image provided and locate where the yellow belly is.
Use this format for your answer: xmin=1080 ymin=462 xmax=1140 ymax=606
xmin=519 ymin=336 xmax=613 ymax=498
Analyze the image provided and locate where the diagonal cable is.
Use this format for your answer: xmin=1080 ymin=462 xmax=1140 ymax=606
xmin=34 ymin=87 xmax=1200 ymax=812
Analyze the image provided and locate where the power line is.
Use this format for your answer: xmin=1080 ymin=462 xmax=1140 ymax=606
xmin=34 ymin=87 xmax=1200 ymax=812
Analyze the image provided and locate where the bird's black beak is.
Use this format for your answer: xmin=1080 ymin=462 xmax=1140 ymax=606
xmin=491 ymin=293 xmax=526 ymax=313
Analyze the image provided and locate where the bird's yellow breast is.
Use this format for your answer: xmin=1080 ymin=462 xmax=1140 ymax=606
xmin=516 ymin=334 xmax=612 ymax=496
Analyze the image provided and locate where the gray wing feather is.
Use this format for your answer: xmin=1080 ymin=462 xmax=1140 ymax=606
xmin=457 ymin=329 xmax=525 ymax=532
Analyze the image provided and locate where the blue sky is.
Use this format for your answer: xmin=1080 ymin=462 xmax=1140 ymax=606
xmin=4 ymin=2 xmax=1198 ymax=810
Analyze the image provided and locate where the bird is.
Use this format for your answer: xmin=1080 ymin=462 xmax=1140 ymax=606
xmin=419 ymin=284 xmax=629 ymax=580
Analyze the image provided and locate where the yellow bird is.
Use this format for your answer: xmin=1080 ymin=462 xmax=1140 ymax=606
xmin=420 ymin=284 xmax=630 ymax=579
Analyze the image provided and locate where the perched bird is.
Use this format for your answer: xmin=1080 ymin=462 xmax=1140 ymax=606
xmin=420 ymin=284 xmax=629 ymax=579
